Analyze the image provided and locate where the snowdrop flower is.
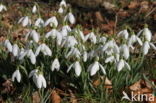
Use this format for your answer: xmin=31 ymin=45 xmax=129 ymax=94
xmin=66 ymin=47 xmax=81 ymax=59
xmin=32 ymin=5 xmax=37 ymax=13
xmin=60 ymin=25 xmax=71 ymax=37
xmin=26 ymin=30 xmax=40 ymax=43
xmin=105 ymin=56 xmax=115 ymax=63
xmin=60 ymin=0 xmax=67 ymax=7
xmin=67 ymin=61 xmax=82 ymax=76
xmin=35 ymin=18 xmax=44 ymax=28
xmin=44 ymin=16 xmax=58 ymax=27
xmin=117 ymin=29 xmax=129 ymax=40
xmin=58 ymin=7 xmax=64 ymax=14
xmin=142 ymin=41 xmax=150 ymax=55
xmin=75 ymin=29 xmax=85 ymax=42
xmin=0 ymin=4 xmax=7 ymax=12
xmin=62 ymin=36 xmax=78 ymax=48
xmin=29 ymin=69 xmax=38 ymax=78
xmin=35 ymin=43 xmax=52 ymax=56
xmin=33 ymin=73 xmax=47 ymax=89
xmin=99 ymin=37 xmax=107 ymax=44
xmin=27 ymin=49 xmax=36 ymax=64
xmin=85 ymin=32 xmax=97 ymax=44
xmin=64 ymin=12 xmax=76 ymax=24
xmin=117 ymin=59 xmax=131 ymax=72
xmin=12 ymin=69 xmax=21 ymax=83
xmin=128 ymin=34 xmax=143 ymax=48
xmin=51 ymin=58 xmax=60 ymax=71
xmin=12 ymin=44 xmax=19 ymax=57
xmin=120 ymin=44 xmax=129 ymax=60
xmin=138 ymin=27 xmax=152 ymax=42
xmin=45 ymin=29 xmax=58 ymax=38
xmin=83 ymin=51 xmax=87 ymax=62
xmin=4 ymin=39 xmax=12 ymax=52
xmin=88 ymin=60 xmax=106 ymax=76
xmin=18 ymin=16 xmax=31 ymax=27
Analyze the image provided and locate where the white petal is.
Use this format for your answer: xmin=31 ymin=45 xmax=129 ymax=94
xmin=51 ymin=58 xmax=60 ymax=71
xmin=99 ymin=63 xmax=106 ymax=74
xmin=143 ymin=41 xmax=150 ymax=55
xmin=74 ymin=61 xmax=81 ymax=76
xmin=117 ymin=59 xmax=125 ymax=72
xmin=124 ymin=61 xmax=131 ymax=70
xmin=150 ymin=43 xmax=156 ymax=50
xmin=90 ymin=62 xmax=99 ymax=76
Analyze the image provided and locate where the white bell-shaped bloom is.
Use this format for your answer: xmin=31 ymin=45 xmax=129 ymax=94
xmin=120 ymin=44 xmax=129 ymax=60
xmin=60 ymin=25 xmax=71 ymax=37
xmin=83 ymin=51 xmax=87 ymax=62
xmin=117 ymin=29 xmax=129 ymax=40
xmin=45 ymin=29 xmax=58 ymax=38
xmin=117 ymin=59 xmax=131 ymax=72
xmin=88 ymin=61 xmax=106 ymax=76
xmin=35 ymin=43 xmax=52 ymax=56
xmin=26 ymin=30 xmax=40 ymax=43
xmin=85 ymin=32 xmax=97 ymax=44
xmin=18 ymin=16 xmax=31 ymax=27
xmin=44 ymin=16 xmax=58 ymax=27
xmin=99 ymin=37 xmax=107 ymax=44
xmin=35 ymin=18 xmax=44 ymax=28
xmin=60 ymin=0 xmax=67 ymax=7
xmin=51 ymin=58 xmax=60 ymax=71
xmin=32 ymin=5 xmax=37 ymax=13
xmin=142 ymin=41 xmax=150 ymax=55
xmin=66 ymin=47 xmax=81 ymax=59
xmin=64 ymin=12 xmax=76 ymax=24
xmin=27 ymin=49 xmax=36 ymax=64
xmin=105 ymin=56 xmax=115 ymax=63
xmin=138 ymin=28 xmax=152 ymax=42
xmin=58 ymin=7 xmax=64 ymax=14
xmin=4 ymin=39 xmax=12 ymax=52
xmin=33 ymin=73 xmax=47 ymax=89
xmin=75 ymin=29 xmax=85 ymax=42
xmin=29 ymin=69 xmax=38 ymax=78
xmin=67 ymin=61 xmax=82 ymax=76
xmin=12 ymin=69 xmax=21 ymax=83
xmin=0 ymin=4 xmax=7 ymax=12
xmin=128 ymin=34 xmax=143 ymax=48
xmin=62 ymin=36 xmax=78 ymax=48
xmin=12 ymin=44 xmax=19 ymax=57
xmin=149 ymin=43 xmax=156 ymax=50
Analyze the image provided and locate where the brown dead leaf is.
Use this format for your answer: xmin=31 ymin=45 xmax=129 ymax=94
xmin=95 ymin=11 xmax=104 ymax=22
xmin=32 ymin=91 xmax=40 ymax=103
xmin=128 ymin=1 xmax=139 ymax=9
xmin=93 ymin=76 xmax=112 ymax=89
xmin=1 ymin=79 xmax=14 ymax=94
xmin=68 ymin=89 xmax=77 ymax=103
xmin=51 ymin=90 xmax=61 ymax=103
xmin=118 ymin=9 xmax=129 ymax=17
xmin=129 ymin=80 xmax=142 ymax=91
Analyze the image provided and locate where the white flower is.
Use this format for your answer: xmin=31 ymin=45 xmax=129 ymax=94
xmin=60 ymin=25 xmax=71 ymax=37
xmin=45 ymin=29 xmax=58 ymax=38
xmin=12 ymin=44 xmax=19 ymax=57
xmin=64 ymin=12 xmax=76 ymax=24
xmin=12 ymin=69 xmax=21 ymax=83
xmin=85 ymin=32 xmax=96 ymax=44
xmin=105 ymin=56 xmax=115 ymax=63
xmin=99 ymin=37 xmax=107 ymax=44
xmin=44 ymin=16 xmax=58 ymax=27
xmin=32 ymin=5 xmax=37 ymax=13
xmin=18 ymin=16 xmax=31 ymax=27
xmin=67 ymin=61 xmax=82 ymax=76
xmin=142 ymin=41 xmax=150 ymax=55
xmin=4 ymin=39 xmax=12 ymax=52
xmin=66 ymin=47 xmax=81 ymax=59
xmin=88 ymin=61 xmax=106 ymax=76
xmin=62 ymin=36 xmax=78 ymax=48
xmin=117 ymin=59 xmax=131 ymax=72
xmin=58 ymin=7 xmax=64 ymax=14
xmin=60 ymin=0 xmax=67 ymax=7
xmin=128 ymin=34 xmax=143 ymax=48
xmin=33 ymin=73 xmax=47 ymax=89
xmin=83 ymin=51 xmax=87 ymax=62
xmin=117 ymin=29 xmax=129 ymax=40
xmin=0 ymin=4 xmax=7 ymax=12
xmin=75 ymin=29 xmax=85 ymax=42
xmin=120 ymin=44 xmax=129 ymax=60
xmin=26 ymin=30 xmax=40 ymax=43
xmin=35 ymin=18 xmax=44 ymax=27
xmin=51 ymin=58 xmax=60 ymax=71
xmin=138 ymin=28 xmax=152 ymax=42
xmin=29 ymin=69 xmax=38 ymax=78
xmin=27 ymin=49 xmax=36 ymax=64
xmin=35 ymin=43 xmax=52 ymax=56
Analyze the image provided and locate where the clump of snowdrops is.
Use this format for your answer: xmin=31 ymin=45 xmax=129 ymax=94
xmin=0 ymin=0 xmax=156 ymax=90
